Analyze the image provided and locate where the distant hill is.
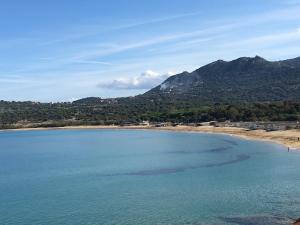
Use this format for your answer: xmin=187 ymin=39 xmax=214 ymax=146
xmin=1 ymin=56 xmax=300 ymax=128
xmin=143 ymin=56 xmax=300 ymax=103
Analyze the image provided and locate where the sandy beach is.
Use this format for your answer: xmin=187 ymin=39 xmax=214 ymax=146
xmin=155 ymin=125 xmax=300 ymax=150
xmin=2 ymin=124 xmax=300 ymax=150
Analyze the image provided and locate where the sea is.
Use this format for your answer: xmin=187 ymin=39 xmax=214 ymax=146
xmin=0 ymin=129 xmax=299 ymax=225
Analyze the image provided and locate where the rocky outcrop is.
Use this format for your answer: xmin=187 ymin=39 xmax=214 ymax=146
xmin=293 ymin=218 xmax=300 ymax=225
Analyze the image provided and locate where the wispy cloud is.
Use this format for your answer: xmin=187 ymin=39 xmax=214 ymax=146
xmin=70 ymin=6 xmax=300 ymax=61
xmin=37 ymin=4 xmax=300 ymax=49
xmin=72 ymin=25 xmax=234 ymax=61
xmin=97 ymin=70 xmax=174 ymax=90
xmin=37 ymin=11 xmax=203 ymax=46
xmin=73 ymin=60 xmax=113 ymax=65
xmin=5 ymin=4 xmax=300 ymax=73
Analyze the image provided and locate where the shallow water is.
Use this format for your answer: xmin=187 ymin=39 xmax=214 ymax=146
xmin=0 ymin=129 xmax=299 ymax=225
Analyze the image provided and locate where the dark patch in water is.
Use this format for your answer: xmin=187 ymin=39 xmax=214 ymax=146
xmin=205 ymin=146 xmax=232 ymax=153
xmin=168 ymin=146 xmax=232 ymax=154
xmin=126 ymin=167 xmax=186 ymax=176
xmin=221 ymin=215 xmax=292 ymax=225
xmin=222 ymin=138 xmax=238 ymax=146
xmin=120 ymin=154 xmax=250 ymax=176
xmin=204 ymin=154 xmax=250 ymax=168
xmin=169 ymin=223 xmax=207 ymax=225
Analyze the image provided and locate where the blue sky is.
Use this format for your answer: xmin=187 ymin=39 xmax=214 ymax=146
xmin=1 ymin=0 xmax=300 ymax=102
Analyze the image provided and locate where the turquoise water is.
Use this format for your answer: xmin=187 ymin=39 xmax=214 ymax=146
xmin=0 ymin=129 xmax=299 ymax=225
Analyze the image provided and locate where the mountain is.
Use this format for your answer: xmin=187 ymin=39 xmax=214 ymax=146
xmin=143 ymin=56 xmax=300 ymax=103
xmin=1 ymin=56 xmax=300 ymax=128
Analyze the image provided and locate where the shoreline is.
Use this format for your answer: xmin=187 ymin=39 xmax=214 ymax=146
xmin=1 ymin=125 xmax=300 ymax=150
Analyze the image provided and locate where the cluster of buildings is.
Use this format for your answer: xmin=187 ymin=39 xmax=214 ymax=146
xmin=124 ymin=120 xmax=300 ymax=131
xmin=216 ymin=121 xmax=300 ymax=131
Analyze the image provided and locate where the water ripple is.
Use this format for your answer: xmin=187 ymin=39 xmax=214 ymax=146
xmin=167 ymin=146 xmax=232 ymax=154
xmin=103 ymin=154 xmax=250 ymax=177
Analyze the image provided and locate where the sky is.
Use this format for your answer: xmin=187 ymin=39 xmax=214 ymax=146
xmin=1 ymin=0 xmax=300 ymax=102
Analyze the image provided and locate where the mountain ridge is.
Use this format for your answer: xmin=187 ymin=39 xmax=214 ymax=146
xmin=1 ymin=56 xmax=300 ymax=128
xmin=143 ymin=56 xmax=300 ymax=103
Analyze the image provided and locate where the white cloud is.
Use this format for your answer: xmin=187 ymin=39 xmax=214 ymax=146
xmin=68 ymin=97 xmax=79 ymax=102
xmin=74 ymin=60 xmax=113 ymax=65
xmin=97 ymin=70 xmax=174 ymax=90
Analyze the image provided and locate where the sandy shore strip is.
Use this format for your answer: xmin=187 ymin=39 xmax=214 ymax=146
xmin=1 ymin=125 xmax=300 ymax=150
xmin=155 ymin=125 xmax=300 ymax=150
